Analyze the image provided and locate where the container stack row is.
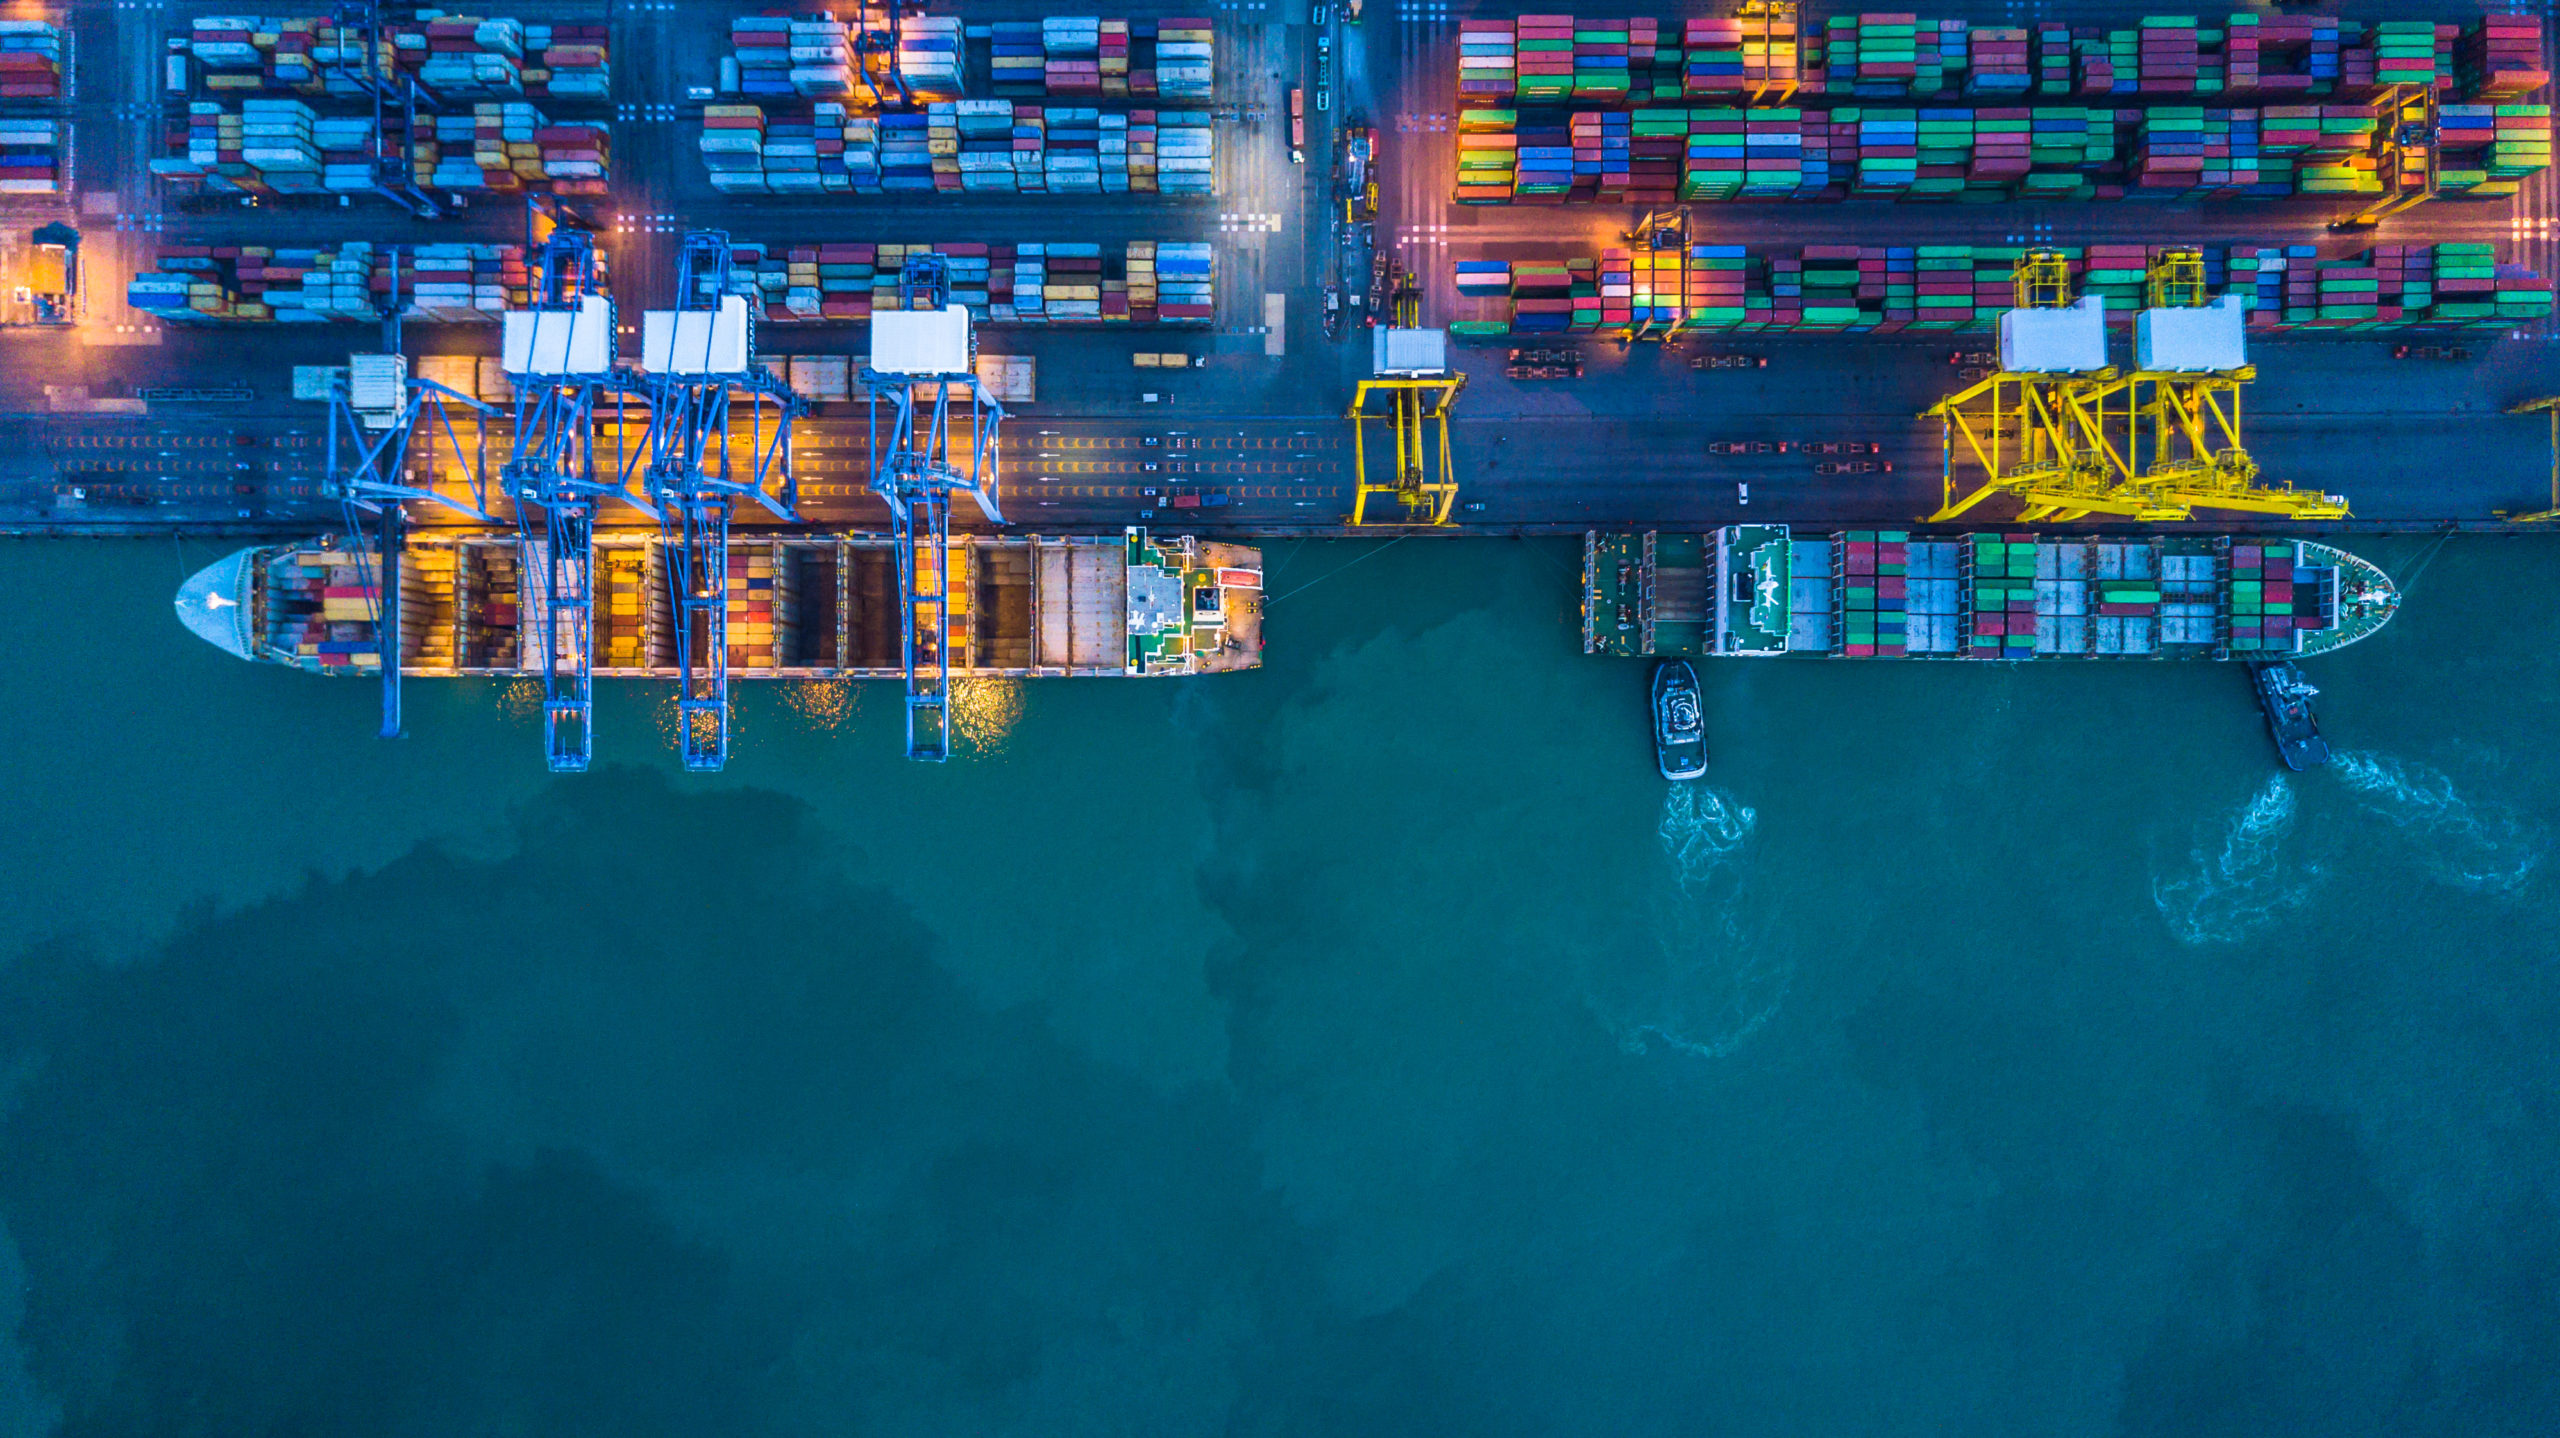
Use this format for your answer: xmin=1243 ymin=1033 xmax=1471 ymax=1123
xmin=266 ymin=552 xmax=381 ymax=670
xmin=127 ymin=241 xmax=600 ymax=323
xmin=0 ymin=19 xmax=61 ymax=99
xmin=181 ymin=13 xmax=609 ymax=101
xmin=720 ymin=239 xmax=1213 ymax=325
xmin=1964 ymin=535 xmax=2041 ymax=658
xmin=422 ymin=106 xmax=608 ymax=194
xmin=0 ymin=115 xmax=58 ymax=194
xmin=2223 ymin=542 xmax=2308 ymax=652
xmin=1834 ymin=532 xmax=1929 ymax=658
xmin=987 ymin=17 xmax=1213 ymax=100
xmin=2462 ymin=15 xmax=2549 ymax=99
xmin=1457 ymin=13 xmax=2541 ymax=104
xmin=702 ymin=100 xmax=1210 ymax=195
xmin=152 ymin=98 xmax=607 ymax=197
xmin=1456 ymin=99 xmax=2548 ymax=204
xmin=1968 ymin=537 xmax=2184 ymax=658
xmin=1456 ymin=241 xmax=2552 ymax=336
xmin=1769 ymin=535 xmax=2340 ymax=659
xmin=726 ymin=547 xmax=789 ymax=672
xmin=721 ymin=12 xmax=1210 ymax=102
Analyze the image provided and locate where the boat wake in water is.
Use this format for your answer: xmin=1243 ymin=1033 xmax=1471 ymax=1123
xmin=1600 ymin=783 xmax=1791 ymax=1061
xmin=2332 ymin=751 xmax=2542 ymax=895
xmin=2152 ymin=775 xmax=2321 ymax=946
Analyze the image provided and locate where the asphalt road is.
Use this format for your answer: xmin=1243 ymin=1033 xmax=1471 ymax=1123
xmin=2 ymin=0 xmax=2557 ymax=537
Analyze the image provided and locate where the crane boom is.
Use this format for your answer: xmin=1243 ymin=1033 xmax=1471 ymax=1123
xmin=501 ymin=222 xmax=633 ymax=770
xmin=863 ymin=255 xmax=1005 ymax=760
xmin=625 ymin=231 xmax=803 ymax=771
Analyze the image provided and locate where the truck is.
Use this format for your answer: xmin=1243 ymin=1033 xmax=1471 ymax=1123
xmin=1289 ymin=87 xmax=1305 ymax=161
xmin=1337 ymin=125 xmax=1375 ymax=219
xmin=26 ymin=223 xmax=77 ymax=326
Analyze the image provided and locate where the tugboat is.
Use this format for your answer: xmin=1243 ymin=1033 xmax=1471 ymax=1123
xmin=2251 ymin=661 xmax=2331 ymax=771
xmin=1652 ymin=659 xmax=1708 ymax=780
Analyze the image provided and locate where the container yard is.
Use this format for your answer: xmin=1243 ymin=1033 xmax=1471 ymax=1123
xmin=3 ymin=0 xmax=2558 ymax=770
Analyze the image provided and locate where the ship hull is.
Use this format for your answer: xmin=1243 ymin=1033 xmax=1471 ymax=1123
xmin=1587 ymin=528 xmax=2400 ymax=662
xmin=178 ymin=529 xmax=1263 ymax=680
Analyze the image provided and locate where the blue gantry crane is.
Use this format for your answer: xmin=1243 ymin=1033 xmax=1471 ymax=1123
xmin=323 ymin=351 xmax=492 ymax=739
xmin=624 ymin=230 xmax=805 ymax=771
xmin=862 ymin=254 xmax=1006 ymax=761
xmin=499 ymin=214 xmax=634 ymax=771
xmin=323 ymin=0 xmax=441 ymax=218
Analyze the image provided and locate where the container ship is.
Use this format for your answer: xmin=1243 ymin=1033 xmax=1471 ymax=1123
xmin=1584 ymin=527 xmax=2397 ymax=660
xmin=178 ymin=528 xmax=1260 ymax=679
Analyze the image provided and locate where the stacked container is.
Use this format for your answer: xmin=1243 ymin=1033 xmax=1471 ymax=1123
xmin=705 ymin=240 xmax=1211 ymax=326
xmin=425 ymin=105 xmax=607 ymax=194
xmin=0 ymin=19 xmax=60 ymax=99
xmin=270 ymin=551 xmax=381 ymax=670
xmin=1464 ymin=13 xmax=2543 ymax=107
xmin=180 ymin=12 xmax=608 ymax=100
xmin=1154 ymin=16 xmax=1213 ymax=100
xmin=1965 ymin=536 xmax=2040 ymax=658
xmin=699 ymin=99 xmax=1207 ymax=195
xmin=1454 ymin=96 xmax=2542 ymax=206
xmin=2460 ymin=15 xmax=2548 ymax=99
xmin=1458 ymin=239 xmax=2551 ymax=336
xmin=1460 ymin=19 xmax=1516 ymax=103
xmin=0 ymin=116 xmax=59 ymax=193
xmin=1834 ymin=533 xmax=1909 ymax=658
xmin=726 ymin=546 xmax=783 ymax=671
xmin=2224 ymin=542 xmax=2299 ymax=653
xmin=896 ymin=15 xmax=963 ymax=98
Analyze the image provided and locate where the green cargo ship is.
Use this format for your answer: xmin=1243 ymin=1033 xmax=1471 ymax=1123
xmin=1584 ymin=526 xmax=2398 ymax=661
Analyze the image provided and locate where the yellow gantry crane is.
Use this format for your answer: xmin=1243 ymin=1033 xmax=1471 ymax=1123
xmin=1348 ymin=268 xmax=1467 ymax=525
xmin=2333 ymin=83 xmax=2439 ymax=231
xmin=2501 ymin=395 xmax=2560 ymax=522
xmin=1924 ymin=249 xmax=2352 ymax=524
xmin=1624 ymin=206 xmax=1694 ymax=343
xmin=1739 ymin=0 xmax=1799 ymax=103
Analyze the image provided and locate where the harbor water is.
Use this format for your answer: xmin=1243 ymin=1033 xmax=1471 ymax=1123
xmin=2 ymin=533 xmax=2555 ymax=1434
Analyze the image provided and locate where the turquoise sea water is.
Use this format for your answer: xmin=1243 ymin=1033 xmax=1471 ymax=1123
xmin=2 ymin=534 xmax=2556 ymax=1435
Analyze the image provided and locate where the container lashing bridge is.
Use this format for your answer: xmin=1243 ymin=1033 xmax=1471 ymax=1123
xmin=498 ymin=212 xmax=635 ymax=771
xmin=862 ymin=254 xmax=1006 ymax=761
xmin=621 ymin=231 xmax=805 ymax=772
xmin=1924 ymin=248 xmax=2350 ymax=525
